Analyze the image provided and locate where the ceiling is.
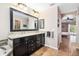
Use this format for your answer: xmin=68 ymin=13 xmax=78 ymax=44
xmin=57 ymin=3 xmax=79 ymax=13
xmin=26 ymin=3 xmax=79 ymax=13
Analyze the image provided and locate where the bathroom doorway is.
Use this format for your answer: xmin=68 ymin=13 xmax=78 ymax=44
xmin=58 ymin=13 xmax=77 ymax=55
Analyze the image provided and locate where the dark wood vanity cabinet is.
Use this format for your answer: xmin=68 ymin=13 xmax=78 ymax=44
xmin=13 ymin=38 xmax=26 ymax=56
xmin=13 ymin=33 xmax=45 ymax=56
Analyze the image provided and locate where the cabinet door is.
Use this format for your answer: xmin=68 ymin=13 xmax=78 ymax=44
xmin=13 ymin=38 xmax=26 ymax=56
xmin=13 ymin=44 xmax=26 ymax=56
xmin=41 ymin=34 xmax=45 ymax=46
xmin=27 ymin=36 xmax=36 ymax=55
xmin=36 ymin=34 xmax=41 ymax=49
xmin=36 ymin=34 xmax=45 ymax=49
xmin=24 ymin=37 xmax=29 ymax=56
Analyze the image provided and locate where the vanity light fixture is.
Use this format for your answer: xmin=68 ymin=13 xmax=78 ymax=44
xmin=16 ymin=3 xmax=28 ymax=10
xmin=32 ymin=9 xmax=39 ymax=17
xmin=17 ymin=3 xmax=39 ymax=17
xmin=33 ymin=9 xmax=39 ymax=13
xmin=17 ymin=3 xmax=27 ymax=7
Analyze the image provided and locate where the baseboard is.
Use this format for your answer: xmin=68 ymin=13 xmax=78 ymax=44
xmin=45 ymin=44 xmax=58 ymax=50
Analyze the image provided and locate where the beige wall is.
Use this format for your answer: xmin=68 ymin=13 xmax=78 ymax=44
xmin=39 ymin=5 xmax=58 ymax=49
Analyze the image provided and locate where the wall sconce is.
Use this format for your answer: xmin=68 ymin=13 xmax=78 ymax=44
xmin=18 ymin=3 xmax=27 ymax=7
xmin=17 ymin=3 xmax=27 ymax=10
xmin=14 ymin=3 xmax=39 ymax=17
xmin=32 ymin=9 xmax=39 ymax=17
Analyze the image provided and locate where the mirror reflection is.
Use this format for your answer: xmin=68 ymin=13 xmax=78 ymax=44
xmin=10 ymin=8 xmax=38 ymax=31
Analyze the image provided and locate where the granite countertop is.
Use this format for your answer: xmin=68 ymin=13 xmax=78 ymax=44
xmin=8 ymin=31 xmax=46 ymax=39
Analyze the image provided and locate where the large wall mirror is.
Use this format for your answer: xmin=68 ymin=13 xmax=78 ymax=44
xmin=10 ymin=8 xmax=38 ymax=31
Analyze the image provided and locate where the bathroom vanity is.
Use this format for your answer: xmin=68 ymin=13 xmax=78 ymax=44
xmin=8 ymin=32 xmax=45 ymax=56
xmin=8 ymin=8 xmax=45 ymax=56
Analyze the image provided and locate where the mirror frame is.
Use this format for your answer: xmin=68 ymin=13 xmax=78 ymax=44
xmin=40 ymin=19 xmax=44 ymax=29
xmin=10 ymin=8 xmax=39 ymax=32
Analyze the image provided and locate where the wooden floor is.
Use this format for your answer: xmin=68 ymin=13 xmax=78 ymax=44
xmin=31 ymin=44 xmax=79 ymax=56
xmin=32 ymin=47 xmax=57 ymax=56
xmin=31 ymin=37 xmax=79 ymax=56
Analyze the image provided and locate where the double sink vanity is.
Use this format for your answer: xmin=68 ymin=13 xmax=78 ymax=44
xmin=8 ymin=31 xmax=45 ymax=56
xmin=0 ymin=31 xmax=45 ymax=56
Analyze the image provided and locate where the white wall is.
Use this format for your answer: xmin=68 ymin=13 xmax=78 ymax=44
xmin=39 ymin=5 xmax=58 ymax=49
xmin=0 ymin=3 xmax=12 ymax=40
xmin=76 ymin=15 xmax=79 ymax=43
